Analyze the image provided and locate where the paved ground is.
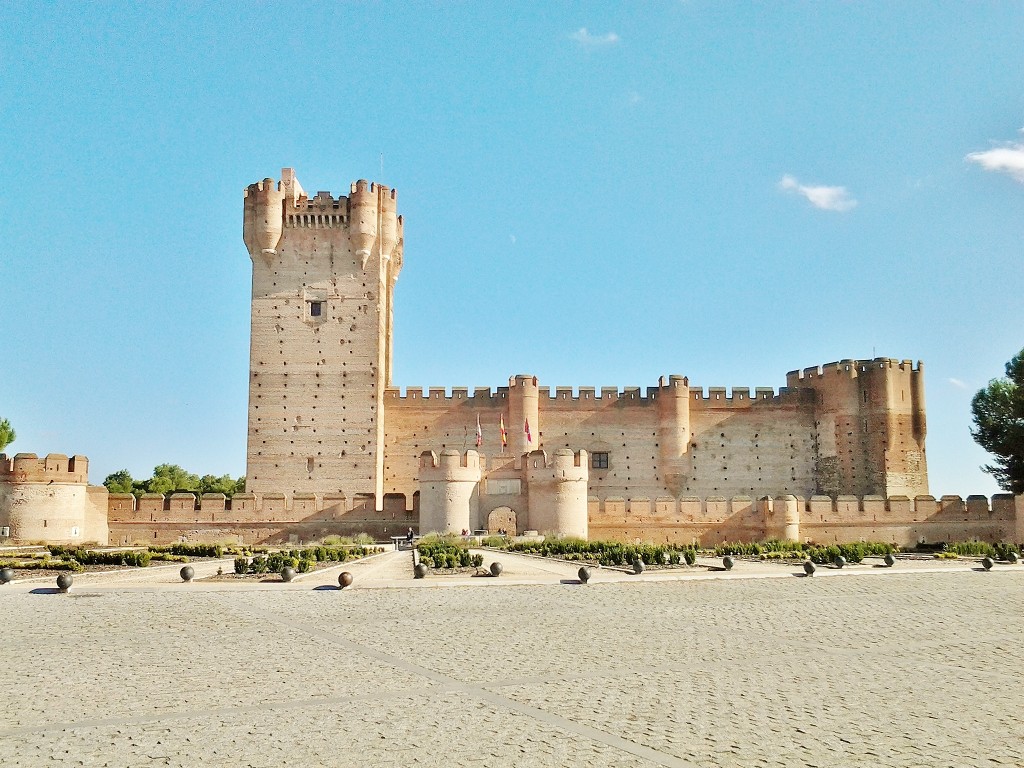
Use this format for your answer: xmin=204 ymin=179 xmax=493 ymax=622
xmin=1 ymin=554 xmax=1023 ymax=767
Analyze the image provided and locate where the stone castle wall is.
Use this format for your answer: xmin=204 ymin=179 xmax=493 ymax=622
xmin=100 ymin=487 xmax=1023 ymax=548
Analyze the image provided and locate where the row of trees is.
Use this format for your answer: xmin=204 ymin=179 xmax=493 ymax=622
xmin=103 ymin=464 xmax=246 ymax=498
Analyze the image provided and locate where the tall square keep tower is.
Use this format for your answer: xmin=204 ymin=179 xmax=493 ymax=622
xmin=243 ymin=169 xmax=403 ymax=510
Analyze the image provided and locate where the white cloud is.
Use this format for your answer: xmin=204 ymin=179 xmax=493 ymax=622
xmin=948 ymin=377 xmax=969 ymax=390
xmin=965 ymin=137 xmax=1024 ymax=183
xmin=569 ymin=28 xmax=620 ymax=47
xmin=778 ymin=174 xmax=858 ymax=212
xmin=508 ymin=234 xmax=517 ymax=245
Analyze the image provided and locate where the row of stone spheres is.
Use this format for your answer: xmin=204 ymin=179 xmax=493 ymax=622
xmin=4 ymin=168 xmax=1020 ymax=547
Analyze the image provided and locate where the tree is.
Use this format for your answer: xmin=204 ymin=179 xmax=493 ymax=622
xmin=147 ymin=464 xmax=200 ymax=495
xmin=103 ymin=469 xmax=136 ymax=494
xmin=103 ymin=464 xmax=245 ymax=498
xmin=971 ymin=348 xmax=1024 ymax=495
xmin=0 ymin=418 xmax=15 ymax=453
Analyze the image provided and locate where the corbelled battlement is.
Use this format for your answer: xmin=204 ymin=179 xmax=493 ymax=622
xmin=0 ymin=453 xmax=89 ymax=484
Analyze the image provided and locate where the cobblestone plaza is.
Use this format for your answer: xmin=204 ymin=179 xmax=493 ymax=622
xmin=2 ymin=554 xmax=1023 ymax=767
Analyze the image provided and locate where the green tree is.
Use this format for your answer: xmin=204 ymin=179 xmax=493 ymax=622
xmin=0 ymin=418 xmax=15 ymax=452
xmin=104 ymin=464 xmax=245 ymax=498
xmin=147 ymin=464 xmax=200 ymax=495
xmin=199 ymin=473 xmax=246 ymax=496
xmin=103 ymin=469 xmax=136 ymax=494
xmin=971 ymin=348 xmax=1024 ymax=495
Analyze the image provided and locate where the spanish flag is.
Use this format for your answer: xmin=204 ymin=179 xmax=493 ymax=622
xmin=525 ymin=418 xmax=532 ymax=444
xmin=475 ymin=414 xmax=483 ymax=447
xmin=500 ymin=414 xmax=507 ymax=448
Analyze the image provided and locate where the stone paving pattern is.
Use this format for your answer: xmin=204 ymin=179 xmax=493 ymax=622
xmin=2 ymin=558 xmax=1023 ymax=767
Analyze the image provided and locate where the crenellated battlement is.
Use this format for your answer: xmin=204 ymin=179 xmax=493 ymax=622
xmin=787 ymin=357 xmax=924 ymax=387
xmin=386 ymin=379 xmax=803 ymax=408
xmin=0 ymin=453 xmax=89 ymax=484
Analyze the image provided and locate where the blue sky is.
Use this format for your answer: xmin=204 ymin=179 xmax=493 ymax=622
xmin=1 ymin=3 xmax=1021 ymax=496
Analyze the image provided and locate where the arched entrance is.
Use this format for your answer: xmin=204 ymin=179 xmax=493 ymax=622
xmin=487 ymin=506 xmax=517 ymax=534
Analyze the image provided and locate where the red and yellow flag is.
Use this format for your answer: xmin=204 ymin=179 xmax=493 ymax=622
xmin=500 ymin=414 xmax=507 ymax=448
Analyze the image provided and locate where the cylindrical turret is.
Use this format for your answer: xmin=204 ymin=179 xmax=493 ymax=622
xmin=418 ymin=450 xmax=482 ymax=534
xmin=525 ymin=449 xmax=589 ymax=538
xmin=349 ymin=179 xmax=377 ymax=262
xmin=507 ymin=375 xmax=540 ymax=456
xmin=378 ymin=186 xmax=398 ymax=259
xmin=657 ymin=375 xmax=691 ymax=495
xmin=911 ymin=360 xmax=927 ymax=443
xmin=242 ymin=178 xmax=286 ymax=258
xmin=774 ymin=495 xmax=800 ymax=542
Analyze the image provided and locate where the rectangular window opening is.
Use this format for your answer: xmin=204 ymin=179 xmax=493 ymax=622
xmin=592 ymin=452 xmax=609 ymax=470
xmin=310 ymin=301 xmax=322 ymax=317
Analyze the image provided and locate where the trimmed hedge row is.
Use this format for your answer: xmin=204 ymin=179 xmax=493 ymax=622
xmin=504 ymin=538 xmax=698 ymax=567
xmin=233 ymin=545 xmax=384 ymax=574
xmin=940 ymin=541 xmax=1019 ymax=560
xmin=714 ymin=540 xmax=897 ymax=564
xmin=47 ymin=546 xmax=152 ymax=567
xmin=416 ymin=536 xmax=484 ymax=569
xmin=150 ymin=543 xmax=224 ymax=558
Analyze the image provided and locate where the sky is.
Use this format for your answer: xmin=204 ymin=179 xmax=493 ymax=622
xmin=1 ymin=2 xmax=1022 ymax=497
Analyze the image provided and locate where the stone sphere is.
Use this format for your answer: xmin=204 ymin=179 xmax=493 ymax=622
xmin=489 ymin=562 xmax=503 ymax=577
xmin=632 ymin=559 xmax=645 ymax=575
xmin=1007 ymin=551 xmax=1019 ymax=564
xmin=414 ymin=562 xmax=428 ymax=579
xmin=280 ymin=566 xmax=296 ymax=582
xmin=578 ymin=566 xmax=591 ymax=584
xmin=0 ymin=567 xmax=14 ymax=584
xmin=338 ymin=571 xmax=353 ymax=589
xmin=722 ymin=556 xmax=734 ymax=571
xmin=833 ymin=555 xmax=846 ymax=569
xmin=56 ymin=573 xmax=73 ymax=592
xmin=180 ymin=566 xmax=195 ymax=582
xmin=982 ymin=556 xmax=994 ymax=571
xmin=883 ymin=552 xmax=896 ymax=567
xmin=803 ymin=560 xmax=816 ymax=577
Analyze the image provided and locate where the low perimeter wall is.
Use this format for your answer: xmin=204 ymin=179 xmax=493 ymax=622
xmin=104 ymin=490 xmax=1024 ymax=548
xmin=107 ymin=492 xmax=415 ymax=546
xmin=588 ymin=494 xmax=1024 ymax=548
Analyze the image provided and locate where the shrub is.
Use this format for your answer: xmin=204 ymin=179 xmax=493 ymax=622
xmin=150 ymin=543 xmax=224 ymax=558
xmin=234 ymin=556 xmax=248 ymax=574
xmin=353 ymin=532 xmax=376 ymax=545
xmin=249 ymin=555 xmax=269 ymax=574
xmin=149 ymin=553 xmax=189 ymax=562
xmin=471 ymin=553 xmax=484 ymax=568
xmin=942 ymin=541 xmax=997 ymax=558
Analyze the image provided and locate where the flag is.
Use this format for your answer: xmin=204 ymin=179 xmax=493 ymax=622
xmin=475 ymin=414 xmax=482 ymax=447
xmin=500 ymin=414 xmax=507 ymax=448
xmin=525 ymin=418 xmax=532 ymax=444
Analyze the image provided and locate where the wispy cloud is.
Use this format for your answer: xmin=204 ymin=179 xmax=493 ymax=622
xmin=948 ymin=377 xmax=969 ymax=390
xmin=966 ymin=132 xmax=1024 ymax=183
xmin=778 ymin=174 xmax=858 ymax=212
xmin=569 ymin=28 xmax=620 ymax=47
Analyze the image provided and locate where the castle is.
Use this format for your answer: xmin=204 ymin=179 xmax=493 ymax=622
xmin=2 ymin=168 xmax=1021 ymax=547
xmin=240 ymin=169 xmax=928 ymax=538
